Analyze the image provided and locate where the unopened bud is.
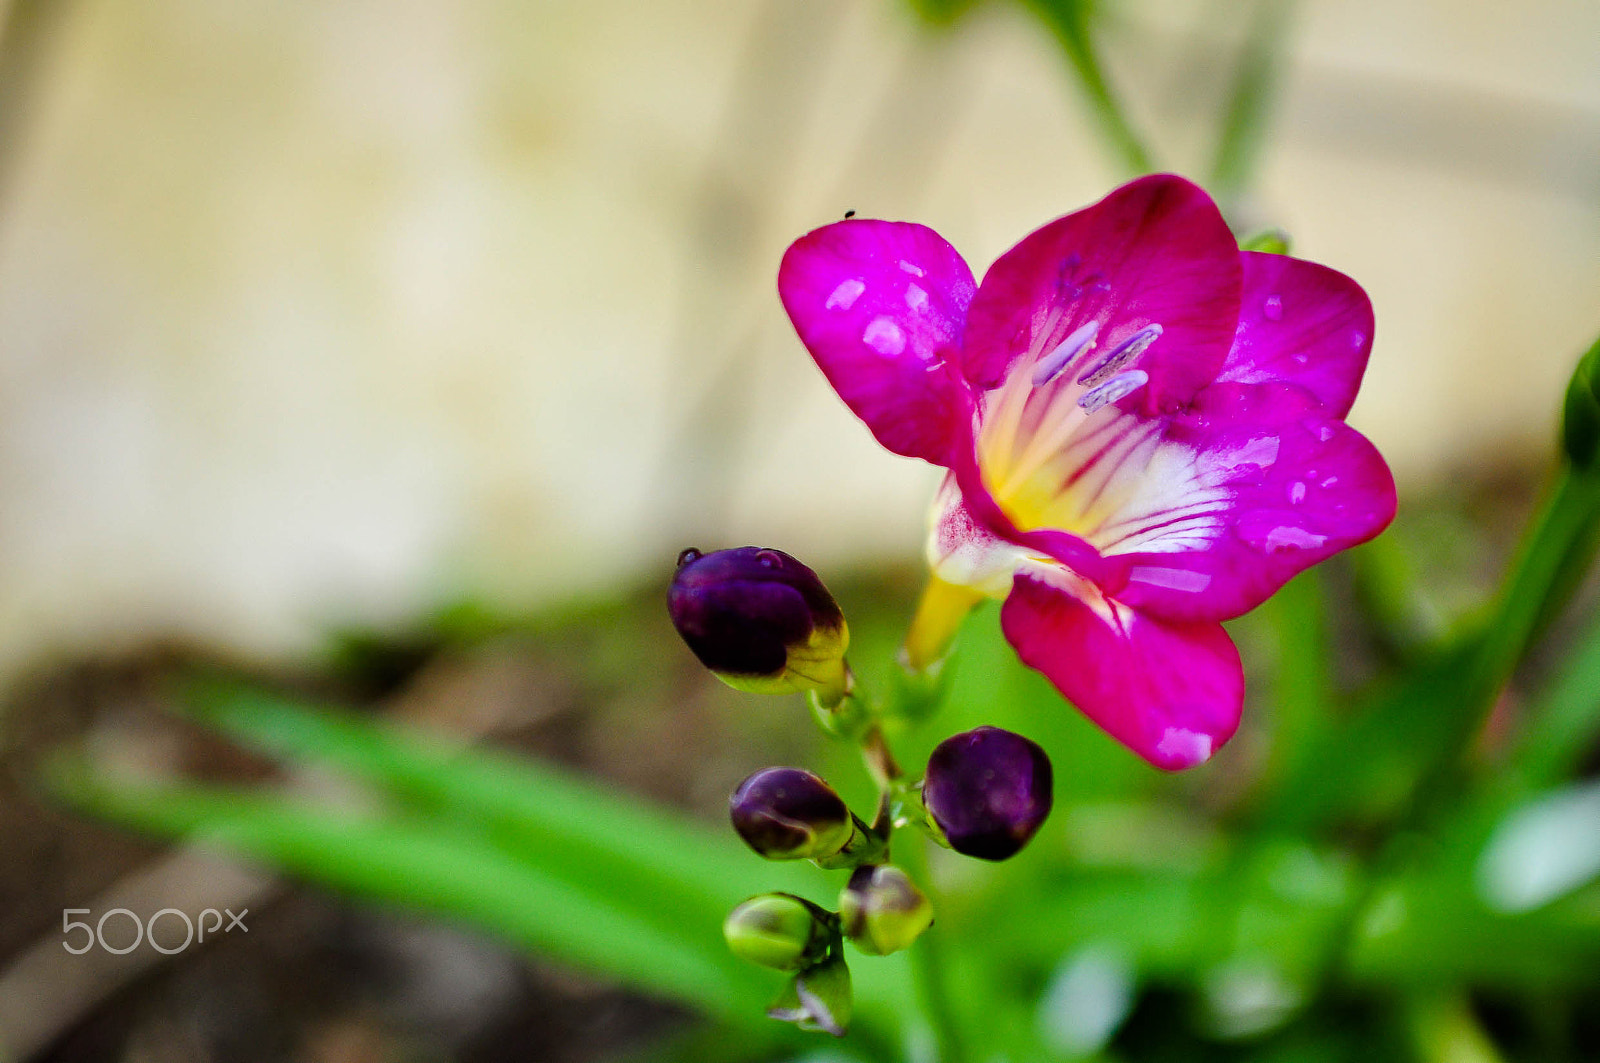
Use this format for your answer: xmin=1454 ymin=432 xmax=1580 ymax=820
xmin=730 ymin=767 xmax=855 ymax=861
xmin=923 ymin=726 xmax=1053 ymax=861
xmin=768 ymin=951 xmax=853 ymax=1037
xmin=837 ymin=865 xmax=933 ymax=956
xmin=723 ymin=894 xmax=832 ymax=971
xmin=669 ymin=547 xmax=850 ymax=705
xmin=1562 ymin=334 xmax=1600 ymax=472
xmin=1239 ymin=229 xmax=1291 ymax=255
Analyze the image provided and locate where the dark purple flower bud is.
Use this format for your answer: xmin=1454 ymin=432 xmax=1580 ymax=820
xmin=730 ymin=767 xmax=854 ymax=861
xmin=923 ymin=726 xmax=1053 ymax=861
xmin=668 ymin=547 xmax=849 ymax=703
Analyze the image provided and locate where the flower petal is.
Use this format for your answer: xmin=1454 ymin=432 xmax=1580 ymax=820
xmin=1216 ymin=251 xmax=1374 ymax=418
xmin=960 ymin=174 xmax=1242 ymax=412
xmin=1000 ymin=569 xmax=1242 ymax=770
xmin=931 ymin=439 xmax=1121 ymax=590
xmin=1093 ymin=382 xmax=1397 ymax=622
xmin=779 ymin=219 xmax=978 ymax=463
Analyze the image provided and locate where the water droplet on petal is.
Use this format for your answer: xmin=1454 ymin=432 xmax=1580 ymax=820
xmin=1289 ymin=482 xmax=1307 ymax=505
xmin=1263 ymin=294 xmax=1283 ymax=321
xmin=1156 ymin=728 xmax=1214 ymax=769
xmin=826 ymin=278 xmax=865 ymax=311
xmin=1263 ymin=526 xmax=1328 ymax=551
xmin=1317 ymin=425 xmax=1335 ymax=442
xmin=862 ymin=316 xmax=906 ymax=357
xmin=904 ymin=284 xmax=928 ymax=312
xmin=1320 ymin=475 xmax=1339 ymax=489
xmin=756 ymin=549 xmax=784 ymax=568
xmin=677 ymin=547 xmax=702 ymax=567
xmin=898 ymin=259 xmax=925 ymax=277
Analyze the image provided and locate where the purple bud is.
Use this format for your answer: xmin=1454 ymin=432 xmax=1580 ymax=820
xmin=730 ymin=767 xmax=854 ymax=861
xmin=923 ymin=726 xmax=1053 ymax=861
xmin=668 ymin=547 xmax=849 ymax=701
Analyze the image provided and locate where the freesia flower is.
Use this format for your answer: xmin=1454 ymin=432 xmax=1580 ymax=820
xmin=778 ymin=175 xmax=1396 ymax=770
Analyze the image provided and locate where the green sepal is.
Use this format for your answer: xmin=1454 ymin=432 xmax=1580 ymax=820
xmin=767 ymin=948 xmax=853 ymax=1037
xmin=1239 ymin=228 xmax=1291 ymax=255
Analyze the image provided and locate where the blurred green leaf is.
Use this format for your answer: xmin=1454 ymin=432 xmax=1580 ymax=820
xmin=48 ymin=758 xmax=776 ymax=1025
xmin=178 ymin=679 xmax=817 ymax=934
xmin=1267 ymin=468 xmax=1600 ymax=832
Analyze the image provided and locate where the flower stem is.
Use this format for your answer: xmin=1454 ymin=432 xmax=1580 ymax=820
xmin=1022 ymin=0 xmax=1155 ymax=175
xmin=897 ymin=832 xmax=968 ymax=1063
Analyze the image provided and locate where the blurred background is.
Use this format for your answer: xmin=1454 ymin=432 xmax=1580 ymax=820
xmin=0 ymin=0 xmax=1598 ymax=1061
xmin=0 ymin=0 xmax=1593 ymax=679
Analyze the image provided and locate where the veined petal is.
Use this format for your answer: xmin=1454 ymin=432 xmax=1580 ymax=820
xmin=1090 ymin=382 xmax=1397 ymax=622
xmin=1217 ymin=251 xmax=1374 ymax=418
xmin=936 ymin=439 xmax=1124 ymax=590
xmin=1000 ymin=569 xmax=1242 ymax=771
xmin=961 ymin=175 xmax=1241 ymax=413
xmin=780 ymin=219 xmax=978 ymax=464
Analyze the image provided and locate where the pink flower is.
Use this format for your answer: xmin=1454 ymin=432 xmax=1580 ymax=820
xmin=778 ymin=175 xmax=1396 ymax=770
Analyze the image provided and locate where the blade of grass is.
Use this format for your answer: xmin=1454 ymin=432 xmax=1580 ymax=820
xmin=47 ymin=759 xmax=777 ymax=1025
xmin=177 ymin=680 xmax=818 ymax=936
xmin=1265 ymin=467 xmax=1600 ymax=831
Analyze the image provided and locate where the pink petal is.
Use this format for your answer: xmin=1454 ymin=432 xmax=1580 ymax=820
xmin=960 ymin=174 xmax=1242 ymax=413
xmin=779 ymin=219 xmax=978 ymax=464
xmin=1216 ymin=251 xmax=1374 ymax=418
xmin=1100 ymin=382 xmax=1397 ymax=622
xmin=1000 ymin=570 xmax=1242 ymax=770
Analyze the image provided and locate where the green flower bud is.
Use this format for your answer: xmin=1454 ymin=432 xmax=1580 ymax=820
xmin=1561 ymin=334 xmax=1600 ymax=472
xmin=768 ymin=952 xmax=853 ymax=1037
xmin=723 ymin=894 xmax=832 ymax=971
xmin=837 ymin=864 xmax=933 ymax=956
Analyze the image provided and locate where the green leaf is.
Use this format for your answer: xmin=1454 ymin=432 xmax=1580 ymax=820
xmin=177 ymin=679 xmax=818 ymax=933
xmin=48 ymin=758 xmax=777 ymax=1025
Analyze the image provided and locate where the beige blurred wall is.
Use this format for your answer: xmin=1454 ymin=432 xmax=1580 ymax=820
xmin=0 ymin=0 xmax=1595 ymax=681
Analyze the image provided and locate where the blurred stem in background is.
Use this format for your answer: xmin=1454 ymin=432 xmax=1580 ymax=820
xmin=1207 ymin=0 xmax=1294 ymax=212
xmin=911 ymin=0 xmax=1298 ymax=206
xmin=1017 ymin=0 xmax=1156 ymax=174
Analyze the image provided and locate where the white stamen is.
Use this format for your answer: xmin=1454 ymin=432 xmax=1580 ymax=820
xmin=1078 ymin=324 xmax=1163 ymax=387
xmin=1032 ymin=320 xmax=1100 ymax=386
xmin=1077 ymin=369 xmax=1148 ymax=413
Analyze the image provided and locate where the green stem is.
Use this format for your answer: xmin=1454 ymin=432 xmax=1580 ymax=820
xmin=1209 ymin=0 xmax=1293 ymax=210
xmin=1023 ymin=0 xmax=1155 ymax=175
xmin=898 ymin=833 xmax=968 ymax=1063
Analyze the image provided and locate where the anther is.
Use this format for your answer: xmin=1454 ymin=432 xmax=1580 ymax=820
xmin=1077 ymin=324 xmax=1163 ymax=387
xmin=1077 ymin=369 xmax=1149 ymax=413
xmin=1031 ymin=320 xmax=1099 ymax=386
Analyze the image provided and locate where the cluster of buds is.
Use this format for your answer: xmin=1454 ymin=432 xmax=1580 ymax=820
xmin=669 ymin=546 xmax=1054 ymax=1036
